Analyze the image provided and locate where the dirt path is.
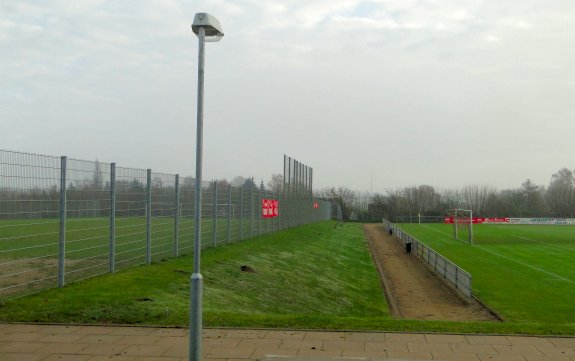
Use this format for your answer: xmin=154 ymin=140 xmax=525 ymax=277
xmin=364 ymin=223 xmax=498 ymax=321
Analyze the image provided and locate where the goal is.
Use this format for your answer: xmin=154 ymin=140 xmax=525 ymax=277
xmin=447 ymin=208 xmax=473 ymax=244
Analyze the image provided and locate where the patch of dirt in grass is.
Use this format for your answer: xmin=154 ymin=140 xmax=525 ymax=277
xmin=0 ymin=257 xmax=107 ymax=299
xmin=364 ymin=223 xmax=499 ymax=321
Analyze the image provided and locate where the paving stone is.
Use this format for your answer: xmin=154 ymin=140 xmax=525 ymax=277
xmin=38 ymin=332 xmax=88 ymax=343
xmin=303 ymin=331 xmax=346 ymax=341
xmin=0 ymin=353 xmax=47 ymax=361
xmin=279 ymin=339 xmax=323 ymax=350
xmin=385 ymin=333 xmax=427 ymax=343
xmin=87 ymin=356 xmax=136 ymax=361
xmin=321 ymin=340 xmax=365 ymax=352
xmin=548 ymin=338 xmax=575 ymax=348
xmin=204 ymin=346 xmax=255 ymax=359
xmin=41 ymin=354 xmax=94 ymax=361
xmin=432 ymin=352 xmax=480 ymax=361
xmin=505 ymin=336 xmax=554 ymax=347
xmin=296 ymin=347 xmax=343 ymax=357
xmin=251 ymin=347 xmax=299 ymax=359
xmin=386 ymin=350 xmax=433 ymax=360
xmin=493 ymin=345 xmax=544 ymax=356
xmin=162 ymin=344 xmax=188 ymax=358
xmin=451 ymin=344 xmax=498 ymax=355
xmin=408 ymin=341 xmax=453 ymax=353
xmin=204 ymin=337 xmax=242 ymax=348
xmin=109 ymin=327 xmax=155 ymax=336
xmin=155 ymin=336 xmax=187 ymax=347
xmin=426 ymin=334 xmax=469 ymax=344
xmin=265 ymin=331 xmax=306 ymax=340
xmin=344 ymin=331 xmax=386 ymax=342
xmin=36 ymin=342 xmax=89 ymax=354
xmin=78 ymin=334 xmax=123 ymax=344
xmin=238 ymin=338 xmax=282 ymax=349
xmin=81 ymin=343 xmax=130 ymax=356
xmin=524 ymin=355 xmax=572 ymax=361
xmin=114 ymin=335 xmax=163 ymax=345
xmin=466 ymin=336 xmax=511 ymax=346
xmin=121 ymin=344 xmax=171 ymax=357
xmin=477 ymin=355 xmax=527 ymax=361
xmin=227 ymin=330 xmax=269 ymax=339
xmin=365 ymin=341 xmax=409 ymax=352
xmin=148 ymin=328 xmax=188 ymax=337
xmin=0 ymin=341 xmax=46 ymax=353
xmin=341 ymin=349 xmax=387 ymax=358
xmin=1 ymin=331 xmax=45 ymax=341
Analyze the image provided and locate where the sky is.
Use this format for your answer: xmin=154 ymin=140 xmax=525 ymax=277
xmin=2 ymin=0 xmax=574 ymax=193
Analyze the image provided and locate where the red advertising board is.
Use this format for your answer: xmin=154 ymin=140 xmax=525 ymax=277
xmin=444 ymin=217 xmax=509 ymax=224
xmin=262 ymin=199 xmax=279 ymax=218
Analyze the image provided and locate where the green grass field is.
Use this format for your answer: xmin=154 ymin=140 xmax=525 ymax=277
xmin=398 ymin=222 xmax=575 ymax=324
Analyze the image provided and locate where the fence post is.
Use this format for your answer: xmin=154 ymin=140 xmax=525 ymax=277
xmin=227 ymin=184 xmax=232 ymax=243
xmin=58 ymin=156 xmax=67 ymax=288
xmin=258 ymin=190 xmax=261 ymax=235
xmin=109 ymin=163 xmax=116 ymax=273
xmin=174 ymin=174 xmax=180 ymax=257
xmin=272 ymin=191 xmax=275 ymax=233
xmin=249 ymin=188 xmax=253 ymax=239
xmin=239 ymin=187 xmax=243 ymax=241
xmin=212 ymin=181 xmax=217 ymax=247
xmin=146 ymin=169 xmax=152 ymax=264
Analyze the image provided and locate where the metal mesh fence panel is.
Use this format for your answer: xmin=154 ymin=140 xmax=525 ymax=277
xmin=0 ymin=149 xmax=332 ymax=300
xmin=64 ymin=158 xmax=111 ymax=284
xmin=0 ymin=150 xmax=61 ymax=298
xmin=114 ymin=166 xmax=148 ymax=271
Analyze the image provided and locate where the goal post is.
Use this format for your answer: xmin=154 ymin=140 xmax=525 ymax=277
xmin=447 ymin=208 xmax=473 ymax=244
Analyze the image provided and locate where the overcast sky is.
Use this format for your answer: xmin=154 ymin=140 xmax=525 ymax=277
xmin=2 ymin=0 xmax=574 ymax=193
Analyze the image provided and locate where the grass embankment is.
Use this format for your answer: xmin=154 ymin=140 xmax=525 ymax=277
xmin=1 ymin=221 xmax=574 ymax=335
xmin=0 ymin=221 xmax=389 ymax=328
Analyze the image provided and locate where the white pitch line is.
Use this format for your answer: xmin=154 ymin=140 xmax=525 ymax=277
xmin=514 ymin=235 xmax=575 ymax=253
xmin=475 ymin=246 xmax=575 ymax=285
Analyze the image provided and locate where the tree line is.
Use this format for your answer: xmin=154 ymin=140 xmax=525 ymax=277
xmin=316 ymin=167 xmax=575 ymax=221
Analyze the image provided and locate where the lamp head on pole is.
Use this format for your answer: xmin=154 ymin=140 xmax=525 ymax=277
xmin=192 ymin=13 xmax=224 ymax=42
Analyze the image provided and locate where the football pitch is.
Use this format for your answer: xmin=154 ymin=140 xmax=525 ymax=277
xmin=398 ymin=222 xmax=575 ymax=324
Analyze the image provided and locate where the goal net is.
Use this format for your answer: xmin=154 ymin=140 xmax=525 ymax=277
xmin=446 ymin=208 xmax=473 ymax=244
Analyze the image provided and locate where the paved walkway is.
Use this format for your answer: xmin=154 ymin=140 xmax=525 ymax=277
xmin=0 ymin=323 xmax=574 ymax=361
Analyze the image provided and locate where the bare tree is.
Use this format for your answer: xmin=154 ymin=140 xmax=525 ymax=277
xmin=546 ymin=168 xmax=574 ymax=217
xmin=267 ymin=173 xmax=283 ymax=193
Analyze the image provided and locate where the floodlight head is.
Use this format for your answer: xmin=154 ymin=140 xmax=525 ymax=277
xmin=192 ymin=13 xmax=224 ymax=42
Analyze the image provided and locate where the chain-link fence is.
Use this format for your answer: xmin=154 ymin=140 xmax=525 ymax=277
xmin=0 ymin=149 xmax=332 ymax=300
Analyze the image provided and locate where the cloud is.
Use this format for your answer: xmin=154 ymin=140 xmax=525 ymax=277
xmin=1 ymin=0 xmax=575 ymax=191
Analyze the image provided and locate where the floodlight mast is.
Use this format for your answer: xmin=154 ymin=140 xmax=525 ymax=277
xmin=190 ymin=12 xmax=223 ymax=361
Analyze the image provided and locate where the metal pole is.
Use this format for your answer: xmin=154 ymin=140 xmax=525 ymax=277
xmin=239 ymin=187 xmax=243 ymax=241
xmin=213 ymin=181 xmax=217 ymax=247
xmin=109 ymin=163 xmax=116 ymax=273
xmin=190 ymin=26 xmax=205 ymax=361
xmin=146 ymin=169 xmax=152 ymax=264
xmin=58 ymin=156 xmax=67 ymax=288
xmin=249 ymin=188 xmax=253 ymax=238
xmin=175 ymin=174 xmax=180 ymax=256
xmin=227 ymin=184 xmax=231 ymax=243
xmin=469 ymin=210 xmax=473 ymax=245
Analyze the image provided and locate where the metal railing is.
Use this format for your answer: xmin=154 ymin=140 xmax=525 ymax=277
xmin=0 ymin=149 xmax=332 ymax=300
xmin=382 ymin=218 xmax=472 ymax=297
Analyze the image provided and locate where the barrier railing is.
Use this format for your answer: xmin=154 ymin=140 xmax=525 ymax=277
xmin=382 ymin=218 xmax=472 ymax=297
